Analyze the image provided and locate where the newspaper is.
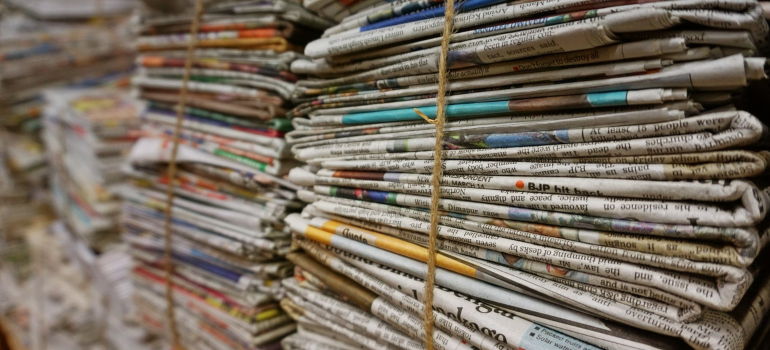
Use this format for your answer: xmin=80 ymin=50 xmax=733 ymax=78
xmin=285 ymin=0 xmax=770 ymax=350
xmin=292 ymin=172 xmax=766 ymax=254
xmin=283 ymin=280 xmax=436 ymax=350
xmin=307 ymin=1 xmax=649 ymax=58
xmin=306 ymin=1 xmax=765 ymax=58
xmin=285 ymin=246 xmax=605 ymax=350
xmin=286 ymin=1 xmax=770 ymax=350
xmin=298 ymin=16 xmax=683 ymax=88
xmin=305 ymin=178 xmax=769 ymax=227
xmin=42 ymin=90 xmax=142 ymax=248
xmin=297 ymin=59 xmax=673 ymax=103
xmin=322 ymin=2 xmax=768 ymax=63
xmin=286 ymin=107 xmax=693 ymax=145
xmin=128 ymin=2 xmax=334 ymax=347
xmin=0 ymin=220 xmax=162 ymax=350
xmin=294 ymin=110 xmax=767 ymax=161
xmin=110 ymin=0 xmax=770 ymax=349
xmin=292 ymin=90 xmax=692 ymax=124
xmin=9 ymin=25 xmax=147 ymax=344
xmin=302 ymin=216 xmax=704 ymax=323
xmin=137 ymin=49 xmax=300 ymax=71
xmin=287 ymin=215 xmax=770 ymax=350
xmin=306 ymin=200 xmax=745 ymax=313
xmin=291 ymin=38 xmax=686 ymax=84
xmin=293 ymin=55 xmax=765 ymax=117
xmin=140 ymin=90 xmax=288 ymax=120
xmin=300 ymin=187 xmax=767 ymax=264
xmin=282 ymin=332 xmax=366 ymax=350
xmin=297 ymin=167 xmax=763 ymax=205
xmin=290 ymin=236 xmax=687 ymax=350
xmin=128 ymin=138 xmax=298 ymax=190
xmin=313 ymin=150 xmax=769 ymax=181
xmin=303 ymin=200 xmax=754 ymax=310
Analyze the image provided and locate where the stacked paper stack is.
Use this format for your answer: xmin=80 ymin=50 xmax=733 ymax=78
xmin=0 ymin=221 xmax=160 ymax=350
xmin=0 ymin=9 xmax=134 ymax=238
xmin=3 ymin=0 xmax=136 ymax=20
xmin=123 ymin=1 xmax=331 ymax=348
xmin=0 ymin=14 xmax=134 ymax=137
xmin=0 ymin=217 xmax=49 ymax=350
xmin=43 ymin=89 xmax=142 ymax=250
xmin=283 ymin=1 xmax=770 ymax=349
xmin=47 ymin=222 xmax=162 ymax=350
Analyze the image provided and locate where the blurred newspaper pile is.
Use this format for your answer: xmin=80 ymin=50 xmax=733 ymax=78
xmin=0 ymin=220 xmax=160 ymax=350
xmin=0 ymin=8 xmax=135 ymax=240
xmin=282 ymin=0 xmax=770 ymax=350
xmin=43 ymin=90 xmax=142 ymax=251
xmin=123 ymin=0 xmax=331 ymax=348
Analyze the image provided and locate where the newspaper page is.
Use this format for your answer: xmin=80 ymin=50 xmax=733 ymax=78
xmin=287 ymin=217 xmax=770 ymax=350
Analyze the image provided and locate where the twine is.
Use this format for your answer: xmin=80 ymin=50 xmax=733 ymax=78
xmin=93 ymin=0 xmax=104 ymax=25
xmin=161 ymin=0 xmax=205 ymax=348
xmin=415 ymin=0 xmax=455 ymax=349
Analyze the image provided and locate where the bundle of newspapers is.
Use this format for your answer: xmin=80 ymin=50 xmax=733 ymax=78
xmin=0 ymin=12 xmax=134 ymax=137
xmin=0 ymin=220 xmax=159 ymax=350
xmin=283 ymin=0 xmax=770 ymax=349
xmin=0 ymin=9 xmax=134 ymax=240
xmin=47 ymin=222 xmax=161 ymax=350
xmin=124 ymin=1 xmax=331 ymax=348
xmin=43 ymin=89 xmax=142 ymax=251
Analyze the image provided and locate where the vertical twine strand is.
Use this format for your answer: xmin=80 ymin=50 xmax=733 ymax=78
xmin=161 ymin=0 xmax=205 ymax=348
xmin=421 ymin=1 xmax=455 ymax=349
xmin=93 ymin=0 xmax=104 ymax=25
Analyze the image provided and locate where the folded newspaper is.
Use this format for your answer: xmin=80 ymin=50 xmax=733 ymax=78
xmin=283 ymin=0 xmax=770 ymax=349
xmin=125 ymin=1 xmax=331 ymax=348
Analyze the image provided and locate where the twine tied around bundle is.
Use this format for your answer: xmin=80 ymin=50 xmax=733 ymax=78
xmin=159 ymin=0 xmax=455 ymax=347
xmin=414 ymin=0 xmax=456 ymax=349
xmin=161 ymin=0 xmax=205 ymax=348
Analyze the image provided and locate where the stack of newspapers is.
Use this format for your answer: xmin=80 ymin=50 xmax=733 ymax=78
xmin=0 ymin=13 xmax=134 ymax=139
xmin=283 ymin=1 xmax=770 ymax=350
xmin=0 ymin=221 xmax=160 ymax=350
xmin=47 ymin=222 xmax=162 ymax=350
xmin=123 ymin=1 xmax=331 ymax=348
xmin=0 ymin=11 xmax=134 ymax=237
xmin=43 ymin=89 xmax=141 ymax=250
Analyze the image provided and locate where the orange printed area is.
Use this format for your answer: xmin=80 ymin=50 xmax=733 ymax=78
xmin=239 ymin=29 xmax=281 ymax=38
xmin=320 ymin=220 xmax=342 ymax=233
xmin=318 ymin=218 xmax=477 ymax=278
xmin=304 ymin=225 xmax=334 ymax=246
xmin=140 ymin=56 xmax=164 ymax=66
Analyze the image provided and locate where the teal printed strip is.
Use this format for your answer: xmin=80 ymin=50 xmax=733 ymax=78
xmin=338 ymin=89 xmax=632 ymax=125
xmin=341 ymin=101 xmax=512 ymax=125
xmin=586 ymin=91 xmax=629 ymax=107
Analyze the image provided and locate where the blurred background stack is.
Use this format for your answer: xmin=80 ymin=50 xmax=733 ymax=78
xmin=0 ymin=0 xmax=135 ymax=241
xmin=0 ymin=221 xmax=160 ymax=350
xmin=0 ymin=1 xmax=142 ymax=349
xmin=43 ymin=90 xmax=142 ymax=251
